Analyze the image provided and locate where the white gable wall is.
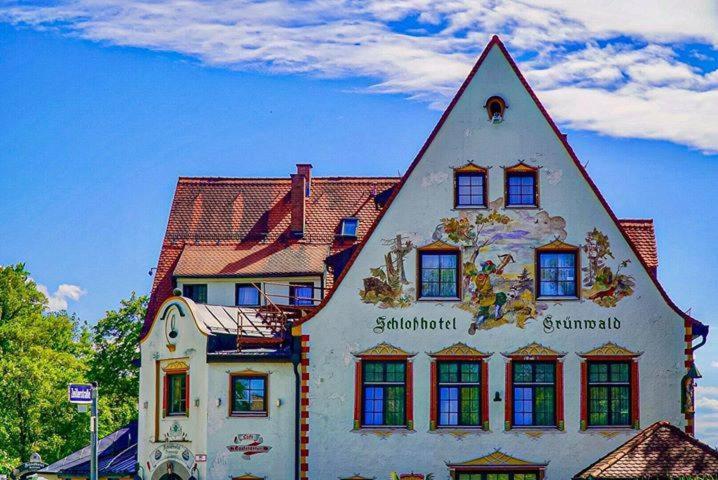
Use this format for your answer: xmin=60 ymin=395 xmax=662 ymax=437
xmin=302 ymin=43 xmax=686 ymax=479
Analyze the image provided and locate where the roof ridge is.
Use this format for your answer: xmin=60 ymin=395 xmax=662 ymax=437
xmin=178 ymin=176 xmax=399 ymax=183
xmin=619 ymin=218 xmax=654 ymax=224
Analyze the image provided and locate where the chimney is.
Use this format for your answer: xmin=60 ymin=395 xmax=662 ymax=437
xmin=296 ymin=163 xmax=312 ymax=197
xmin=290 ymin=173 xmax=306 ymax=237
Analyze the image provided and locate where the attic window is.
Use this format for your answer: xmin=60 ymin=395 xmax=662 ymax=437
xmin=340 ymin=218 xmax=359 ymax=237
xmin=485 ymin=96 xmax=507 ymax=123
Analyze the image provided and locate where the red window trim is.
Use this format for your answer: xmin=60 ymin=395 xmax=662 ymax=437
xmin=579 ymin=357 xmax=640 ymax=430
xmin=504 ymin=356 xmax=564 ymax=431
xmin=353 ymin=356 xmax=414 ymax=430
xmin=429 ymin=356 xmax=490 ymax=431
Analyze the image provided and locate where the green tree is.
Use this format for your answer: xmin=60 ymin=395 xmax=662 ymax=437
xmin=88 ymin=293 xmax=147 ymax=435
xmin=0 ymin=264 xmax=92 ymax=471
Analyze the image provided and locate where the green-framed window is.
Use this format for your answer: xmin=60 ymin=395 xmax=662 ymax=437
xmin=362 ymin=361 xmax=406 ymax=427
xmin=231 ymin=374 xmax=267 ymax=415
xmin=588 ymin=361 xmax=631 ymax=426
xmin=437 ymin=361 xmax=481 ymax=427
xmin=512 ymin=361 xmax=556 ymax=427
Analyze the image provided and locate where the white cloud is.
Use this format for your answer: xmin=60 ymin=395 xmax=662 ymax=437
xmin=1 ymin=1 xmax=717 ymax=151
xmin=37 ymin=283 xmax=87 ymax=312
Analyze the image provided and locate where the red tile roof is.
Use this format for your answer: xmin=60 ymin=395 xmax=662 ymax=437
xmin=619 ymin=219 xmax=658 ymax=274
xmin=144 ymin=176 xmax=397 ymax=336
xmin=174 ymin=244 xmax=329 ymax=277
xmin=574 ymin=421 xmax=718 ymax=479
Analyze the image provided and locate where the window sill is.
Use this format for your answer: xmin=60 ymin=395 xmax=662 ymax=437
xmin=507 ymin=426 xmax=565 ymax=436
xmin=416 ymin=297 xmax=461 ymax=302
xmin=353 ymin=426 xmax=414 ymax=432
xmin=229 ymin=412 xmax=269 ymax=418
xmin=536 ymin=296 xmax=580 ymax=302
xmin=453 ymin=205 xmax=488 ymax=210
xmin=164 ymin=414 xmax=188 ymax=419
xmin=431 ymin=426 xmax=488 ymax=433
xmin=583 ymin=426 xmax=635 ymax=431
xmin=504 ymin=205 xmax=539 ymax=209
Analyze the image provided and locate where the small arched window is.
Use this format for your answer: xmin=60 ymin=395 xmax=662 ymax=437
xmin=485 ymin=96 xmax=507 ymax=123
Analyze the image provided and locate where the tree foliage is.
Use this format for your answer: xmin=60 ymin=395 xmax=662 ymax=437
xmin=88 ymin=292 xmax=147 ymax=433
xmin=0 ymin=264 xmax=145 ymax=474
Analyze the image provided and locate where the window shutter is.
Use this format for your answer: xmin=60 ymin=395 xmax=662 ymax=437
xmin=406 ymin=361 xmax=414 ymax=430
xmin=185 ymin=374 xmax=190 ymax=416
xmin=481 ymin=360 xmax=489 ymax=431
xmin=556 ymin=361 xmax=565 ymax=431
xmin=429 ymin=361 xmax=437 ymax=430
xmin=504 ymin=361 xmax=512 ymax=430
xmin=631 ymin=361 xmax=640 ymax=429
xmin=162 ymin=374 xmax=168 ymax=417
xmin=580 ymin=361 xmax=588 ymax=430
xmin=353 ymin=360 xmax=362 ymax=429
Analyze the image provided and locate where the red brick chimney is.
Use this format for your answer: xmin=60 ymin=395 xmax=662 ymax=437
xmin=296 ymin=163 xmax=312 ymax=197
xmin=290 ymin=173 xmax=306 ymax=237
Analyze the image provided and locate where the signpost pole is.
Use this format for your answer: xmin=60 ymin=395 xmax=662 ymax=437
xmin=90 ymin=383 xmax=98 ymax=480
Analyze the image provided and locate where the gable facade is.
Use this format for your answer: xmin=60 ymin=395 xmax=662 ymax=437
xmin=298 ymin=37 xmax=692 ymax=480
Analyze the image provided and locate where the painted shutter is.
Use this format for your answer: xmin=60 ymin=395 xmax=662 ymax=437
xmin=429 ymin=361 xmax=437 ymax=430
xmin=580 ymin=361 xmax=588 ymax=430
xmin=631 ymin=361 xmax=640 ymax=429
xmin=162 ymin=374 xmax=169 ymax=417
xmin=185 ymin=373 xmax=190 ymax=416
xmin=504 ymin=361 xmax=512 ymax=430
xmin=481 ymin=360 xmax=489 ymax=431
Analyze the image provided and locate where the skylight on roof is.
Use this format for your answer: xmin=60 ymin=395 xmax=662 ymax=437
xmin=340 ymin=218 xmax=359 ymax=237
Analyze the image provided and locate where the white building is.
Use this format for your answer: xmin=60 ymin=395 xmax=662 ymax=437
xmin=138 ymin=36 xmax=708 ymax=480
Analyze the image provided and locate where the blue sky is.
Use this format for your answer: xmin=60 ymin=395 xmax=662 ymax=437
xmin=1 ymin=1 xmax=718 ymax=445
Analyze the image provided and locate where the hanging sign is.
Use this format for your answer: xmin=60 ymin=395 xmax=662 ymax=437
xmin=227 ymin=434 xmax=272 ymax=460
xmin=68 ymin=384 xmax=93 ymax=404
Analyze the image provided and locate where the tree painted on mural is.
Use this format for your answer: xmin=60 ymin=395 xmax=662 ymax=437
xmin=582 ymin=228 xmax=635 ymax=307
xmin=360 ymin=234 xmax=415 ymax=308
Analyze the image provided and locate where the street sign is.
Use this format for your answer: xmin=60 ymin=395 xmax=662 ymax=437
xmin=194 ymin=454 xmax=207 ymax=463
xmin=68 ymin=383 xmax=93 ymax=404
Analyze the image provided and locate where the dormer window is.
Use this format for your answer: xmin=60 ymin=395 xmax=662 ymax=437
xmin=340 ymin=218 xmax=359 ymax=237
xmin=485 ymin=96 xmax=507 ymax=123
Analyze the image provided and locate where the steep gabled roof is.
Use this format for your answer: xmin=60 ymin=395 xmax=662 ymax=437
xmin=144 ymin=176 xmax=397 ymax=337
xmin=296 ymin=35 xmax=697 ymax=328
xmin=574 ymin=421 xmax=718 ymax=478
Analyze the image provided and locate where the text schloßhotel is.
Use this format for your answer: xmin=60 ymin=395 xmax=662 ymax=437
xmin=372 ymin=315 xmax=621 ymax=334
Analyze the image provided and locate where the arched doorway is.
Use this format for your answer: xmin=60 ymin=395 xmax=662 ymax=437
xmin=159 ymin=474 xmax=183 ymax=480
xmin=151 ymin=460 xmax=192 ymax=480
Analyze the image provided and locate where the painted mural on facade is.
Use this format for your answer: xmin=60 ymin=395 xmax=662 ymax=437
xmin=581 ymin=228 xmax=635 ymax=306
xmin=359 ymin=234 xmax=415 ymax=308
xmin=360 ymin=197 xmax=635 ymax=331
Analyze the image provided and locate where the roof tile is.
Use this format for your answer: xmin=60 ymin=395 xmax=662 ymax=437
xmin=574 ymin=421 xmax=718 ymax=478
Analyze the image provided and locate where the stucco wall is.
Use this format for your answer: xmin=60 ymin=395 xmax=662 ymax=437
xmin=139 ymin=298 xmax=297 ymax=480
xmin=138 ymin=299 xmax=209 ymax=480
xmin=204 ymin=362 xmax=296 ymax=480
xmin=302 ymin=43 xmax=686 ymax=480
